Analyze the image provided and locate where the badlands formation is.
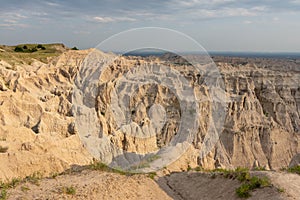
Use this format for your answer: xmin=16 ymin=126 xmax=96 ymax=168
xmin=0 ymin=44 xmax=299 ymax=199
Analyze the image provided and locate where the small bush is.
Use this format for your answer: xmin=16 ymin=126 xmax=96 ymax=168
xmin=37 ymin=44 xmax=46 ymax=50
xmin=23 ymin=45 xmax=28 ymax=50
xmin=71 ymin=47 xmax=78 ymax=50
xmin=235 ymin=176 xmax=271 ymax=198
xmin=288 ymin=166 xmax=300 ymax=175
xmin=29 ymin=47 xmax=37 ymax=53
xmin=236 ymin=183 xmax=251 ymax=198
xmin=237 ymin=171 xmax=250 ymax=182
xmin=14 ymin=46 xmax=23 ymax=52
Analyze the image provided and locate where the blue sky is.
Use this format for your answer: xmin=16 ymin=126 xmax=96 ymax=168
xmin=0 ymin=0 xmax=300 ymax=52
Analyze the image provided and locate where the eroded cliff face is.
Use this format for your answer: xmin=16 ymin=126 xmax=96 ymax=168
xmin=0 ymin=50 xmax=93 ymax=180
xmin=202 ymin=64 xmax=300 ymax=170
xmin=75 ymin=51 xmax=299 ymax=171
xmin=0 ymin=49 xmax=299 ymax=180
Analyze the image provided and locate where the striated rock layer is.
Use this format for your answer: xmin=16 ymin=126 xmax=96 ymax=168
xmin=0 ymin=49 xmax=299 ymax=180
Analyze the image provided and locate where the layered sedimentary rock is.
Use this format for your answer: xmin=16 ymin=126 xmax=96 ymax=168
xmin=0 ymin=49 xmax=299 ymax=180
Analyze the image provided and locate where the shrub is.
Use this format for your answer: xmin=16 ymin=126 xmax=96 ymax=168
xmin=37 ymin=44 xmax=46 ymax=50
xmin=14 ymin=46 xmax=23 ymax=52
xmin=71 ymin=47 xmax=78 ymax=50
xmin=236 ymin=183 xmax=251 ymax=198
xmin=235 ymin=176 xmax=271 ymax=198
xmin=29 ymin=47 xmax=37 ymax=53
xmin=237 ymin=171 xmax=250 ymax=182
xmin=23 ymin=45 xmax=28 ymax=49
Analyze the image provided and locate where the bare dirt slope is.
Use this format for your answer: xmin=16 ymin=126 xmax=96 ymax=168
xmin=157 ymin=171 xmax=300 ymax=200
xmin=6 ymin=169 xmax=300 ymax=200
xmin=256 ymin=171 xmax=300 ymax=200
xmin=7 ymin=170 xmax=171 ymax=200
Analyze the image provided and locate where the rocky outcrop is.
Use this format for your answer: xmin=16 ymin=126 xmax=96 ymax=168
xmin=0 ymin=50 xmax=93 ymax=180
xmin=0 ymin=49 xmax=299 ymax=180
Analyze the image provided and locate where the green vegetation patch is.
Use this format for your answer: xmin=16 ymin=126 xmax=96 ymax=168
xmin=59 ymin=186 xmax=76 ymax=195
xmin=288 ymin=166 xmax=300 ymax=175
xmin=236 ymin=176 xmax=271 ymax=198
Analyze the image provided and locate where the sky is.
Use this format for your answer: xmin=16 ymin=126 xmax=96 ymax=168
xmin=0 ymin=0 xmax=300 ymax=52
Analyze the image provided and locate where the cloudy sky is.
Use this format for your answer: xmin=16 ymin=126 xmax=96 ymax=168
xmin=0 ymin=0 xmax=300 ymax=52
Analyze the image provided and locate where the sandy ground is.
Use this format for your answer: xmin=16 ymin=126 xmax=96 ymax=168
xmin=5 ymin=169 xmax=300 ymax=200
xmin=7 ymin=170 xmax=171 ymax=200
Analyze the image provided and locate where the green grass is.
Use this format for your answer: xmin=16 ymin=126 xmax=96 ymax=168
xmin=20 ymin=186 xmax=30 ymax=192
xmin=236 ymin=183 xmax=251 ymax=198
xmin=0 ymin=189 xmax=7 ymax=200
xmin=25 ymin=172 xmax=43 ymax=186
xmin=210 ymin=167 xmax=250 ymax=181
xmin=288 ymin=166 xmax=300 ymax=175
xmin=49 ymin=172 xmax=59 ymax=179
xmin=194 ymin=166 xmax=203 ymax=171
xmin=0 ymin=177 xmax=22 ymax=200
xmin=235 ymin=176 xmax=271 ymax=198
xmin=253 ymin=166 xmax=266 ymax=171
xmin=196 ymin=167 xmax=271 ymax=199
xmin=277 ymin=187 xmax=285 ymax=193
xmin=147 ymin=172 xmax=157 ymax=180
xmin=89 ymin=161 xmax=129 ymax=175
xmin=60 ymin=186 xmax=76 ymax=195
xmin=0 ymin=43 xmax=66 ymax=66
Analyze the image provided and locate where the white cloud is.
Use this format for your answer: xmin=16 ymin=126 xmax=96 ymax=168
xmin=90 ymin=16 xmax=136 ymax=23
xmin=0 ymin=23 xmax=28 ymax=30
xmin=45 ymin=2 xmax=61 ymax=7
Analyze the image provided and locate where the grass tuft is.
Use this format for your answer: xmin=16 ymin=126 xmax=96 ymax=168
xmin=60 ymin=186 xmax=76 ymax=195
xmin=235 ymin=176 xmax=271 ymax=198
xmin=288 ymin=166 xmax=300 ymax=175
xmin=25 ymin=172 xmax=43 ymax=186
